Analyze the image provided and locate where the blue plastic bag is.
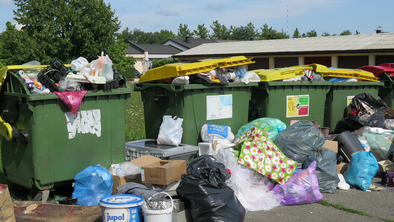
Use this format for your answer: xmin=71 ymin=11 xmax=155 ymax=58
xmin=344 ymin=151 xmax=378 ymax=191
xmin=72 ymin=165 xmax=113 ymax=206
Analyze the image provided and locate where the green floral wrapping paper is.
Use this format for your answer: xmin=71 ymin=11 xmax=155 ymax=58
xmin=235 ymin=126 xmax=298 ymax=184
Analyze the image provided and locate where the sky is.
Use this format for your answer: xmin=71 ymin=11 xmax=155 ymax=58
xmin=0 ymin=0 xmax=393 ymax=36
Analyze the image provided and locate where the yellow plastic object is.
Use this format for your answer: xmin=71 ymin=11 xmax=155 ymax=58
xmin=139 ymin=56 xmax=255 ymax=83
xmin=251 ymin=65 xmax=313 ymax=82
xmin=0 ymin=64 xmax=64 ymax=141
xmin=309 ymin=64 xmax=379 ymax=82
xmin=202 ymin=56 xmax=255 ymax=68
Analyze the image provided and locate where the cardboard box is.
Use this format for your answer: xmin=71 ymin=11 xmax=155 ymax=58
xmin=378 ymin=160 xmax=394 ymax=172
xmin=323 ymin=140 xmax=338 ymax=153
xmin=141 ymin=160 xmax=186 ymax=185
xmin=337 ymin=162 xmax=349 ymax=174
xmin=112 ymin=155 xmax=162 ymax=194
xmin=142 ymin=159 xmax=186 ymax=185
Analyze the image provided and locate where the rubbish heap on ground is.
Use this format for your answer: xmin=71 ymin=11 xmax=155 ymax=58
xmin=4 ymin=56 xmax=394 ymax=222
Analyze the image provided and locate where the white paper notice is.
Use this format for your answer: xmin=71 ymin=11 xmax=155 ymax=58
xmin=64 ymin=109 xmax=101 ymax=139
xmin=206 ymin=94 xmax=233 ymax=120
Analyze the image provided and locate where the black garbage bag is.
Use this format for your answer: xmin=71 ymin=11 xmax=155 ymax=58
xmin=334 ymin=93 xmax=387 ymax=134
xmin=303 ymin=148 xmax=340 ymax=193
xmin=274 ymin=120 xmax=326 ymax=164
xmin=176 ymin=155 xmax=245 ymax=222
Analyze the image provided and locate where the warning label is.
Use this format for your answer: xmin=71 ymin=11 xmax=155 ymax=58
xmin=287 ymin=95 xmax=309 ymax=117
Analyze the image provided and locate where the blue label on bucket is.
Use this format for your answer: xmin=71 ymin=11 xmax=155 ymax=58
xmin=102 ymin=207 xmax=142 ymax=222
xmin=207 ymin=124 xmax=229 ymax=139
xmin=100 ymin=195 xmax=143 ymax=222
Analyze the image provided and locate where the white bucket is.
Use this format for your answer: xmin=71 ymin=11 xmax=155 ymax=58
xmin=143 ymin=192 xmax=173 ymax=222
xmin=100 ymin=194 xmax=143 ymax=222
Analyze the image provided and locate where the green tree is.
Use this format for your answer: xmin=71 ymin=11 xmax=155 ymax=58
xmin=292 ymin=28 xmax=301 ymax=38
xmin=193 ymin=24 xmax=210 ymax=39
xmin=210 ymin=20 xmax=229 ymax=40
xmin=108 ymin=38 xmax=135 ymax=70
xmin=340 ymin=30 xmax=352 ymax=35
xmin=260 ymin=23 xmax=289 ymax=40
xmin=159 ymin=29 xmax=177 ymax=40
xmin=230 ymin=25 xmax=257 ymax=40
xmin=322 ymin=31 xmax=331 ymax=36
xmin=355 ymin=30 xmax=360 ymax=35
xmin=306 ymin=29 xmax=317 ymax=37
xmin=151 ymin=58 xmax=178 ymax=68
xmin=177 ymin=23 xmax=192 ymax=38
xmin=4 ymin=0 xmax=120 ymax=65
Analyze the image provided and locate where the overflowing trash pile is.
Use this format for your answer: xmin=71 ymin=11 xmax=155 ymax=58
xmin=5 ymin=57 xmax=394 ymax=222
xmin=17 ymin=53 xmax=126 ymax=95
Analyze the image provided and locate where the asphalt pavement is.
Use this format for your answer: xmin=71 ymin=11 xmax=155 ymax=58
xmin=244 ymin=177 xmax=394 ymax=222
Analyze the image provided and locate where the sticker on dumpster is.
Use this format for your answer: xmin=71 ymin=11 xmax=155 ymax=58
xmin=64 ymin=109 xmax=101 ymax=139
xmin=206 ymin=94 xmax=233 ymax=120
xmin=286 ymin=95 xmax=309 ymax=117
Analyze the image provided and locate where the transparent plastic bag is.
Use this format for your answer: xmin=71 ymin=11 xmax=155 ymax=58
xmin=236 ymin=118 xmax=286 ymax=141
xmin=72 ymin=165 xmax=112 ymax=206
xmin=273 ymin=161 xmax=323 ymax=205
xmin=157 ymin=115 xmax=183 ymax=146
xmin=200 ymin=124 xmax=234 ymax=142
xmin=90 ymin=52 xmax=113 ymax=82
xmin=214 ymin=149 xmax=282 ymax=211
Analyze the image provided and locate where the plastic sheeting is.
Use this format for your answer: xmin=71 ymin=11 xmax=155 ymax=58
xmin=303 ymin=148 xmax=340 ymax=193
xmin=176 ymin=155 xmax=245 ymax=222
xmin=274 ymin=120 xmax=325 ymax=164
xmin=214 ymin=149 xmax=282 ymax=211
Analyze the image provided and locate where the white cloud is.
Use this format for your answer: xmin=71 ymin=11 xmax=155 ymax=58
xmin=14 ymin=23 xmax=24 ymax=30
xmin=155 ymin=8 xmax=179 ymax=16
xmin=207 ymin=3 xmax=224 ymax=12
xmin=0 ymin=0 xmax=12 ymax=6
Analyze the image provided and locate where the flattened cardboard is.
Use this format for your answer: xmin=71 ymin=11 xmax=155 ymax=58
xmin=142 ymin=160 xmax=186 ymax=185
xmin=112 ymin=155 xmax=161 ymax=194
xmin=337 ymin=162 xmax=349 ymax=174
xmin=323 ymin=140 xmax=338 ymax=153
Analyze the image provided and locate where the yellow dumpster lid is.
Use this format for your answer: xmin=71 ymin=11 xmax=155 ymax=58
xmin=309 ymin=64 xmax=379 ymax=82
xmin=251 ymin=65 xmax=313 ymax=82
xmin=139 ymin=56 xmax=255 ymax=83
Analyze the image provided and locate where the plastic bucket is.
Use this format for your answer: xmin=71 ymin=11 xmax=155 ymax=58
xmin=143 ymin=192 xmax=173 ymax=222
xmin=100 ymin=194 xmax=143 ymax=222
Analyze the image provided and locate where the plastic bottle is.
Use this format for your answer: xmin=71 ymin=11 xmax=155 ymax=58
xmin=171 ymin=76 xmax=189 ymax=85
xmin=59 ymin=77 xmax=68 ymax=92
xmin=222 ymin=72 xmax=236 ymax=80
xmin=19 ymin=70 xmax=34 ymax=88
xmin=70 ymin=57 xmax=89 ymax=71
xmin=116 ymin=168 xmax=126 ymax=176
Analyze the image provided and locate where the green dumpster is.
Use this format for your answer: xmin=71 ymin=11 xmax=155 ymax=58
xmin=135 ymin=82 xmax=258 ymax=146
xmin=249 ymin=81 xmax=331 ymax=127
xmin=324 ymin=82 xmax=384 ymax=133
xmin=0 ymin=66 xmax=132 ymax=190
xmin=376 ymin=73 xmax=394 ymax=108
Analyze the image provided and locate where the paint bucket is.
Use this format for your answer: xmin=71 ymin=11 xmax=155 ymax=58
xmin=143 ymin=192 xmax=173 ymax=222
xmin=100 ymin=194 xmax=143 ymax=222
